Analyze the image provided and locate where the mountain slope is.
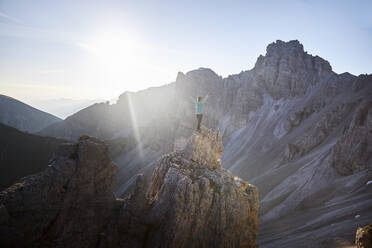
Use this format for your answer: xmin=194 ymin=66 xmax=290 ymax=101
xmin=38 ymin=40 xmax=372 ymax=246
xmin=38 ymin=84 xmax=176 ymax=142
xmin=0 ymin=95 xmax=61 ymax=133
xmin=221 ymin=74 xmax=372 ymax=247
xmin=0 ymin=123 xmax=66 ymax=190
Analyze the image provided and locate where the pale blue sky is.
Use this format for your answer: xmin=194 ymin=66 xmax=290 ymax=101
xmin=0 ymin=0 xmax=371 ymax=101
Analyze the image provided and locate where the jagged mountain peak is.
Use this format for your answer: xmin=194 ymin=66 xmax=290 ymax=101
xmin=266 ymin=39 xmax=304 ymax=55
xmin=255 ymin=39 xmax=332 ymax=73
xmin=187 ymin=67 xmax=219 ymax=75
xmin=175 ymin=40 xmax=336 ymax=104
xmin=177 ymin=67 xmax=222 ymax=83
xmin=248 ymin=40 xmax=335 ymax=100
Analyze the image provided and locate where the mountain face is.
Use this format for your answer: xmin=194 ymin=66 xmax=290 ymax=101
xmin=0 ymin=132 xmax=258 ymax=248
xmin=0 ymin=123 xmax=66 ymax=190
xmin=0 ymin=95 xmax=61 ymax=133
xmin=38 ymin=40 xmax=372 ymax=246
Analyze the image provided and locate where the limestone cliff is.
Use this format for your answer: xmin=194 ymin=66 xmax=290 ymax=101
xmin=0 ymin=131 xmax=259 ymax=248
xmin=0 ymin=136 xmax=118 ymax=247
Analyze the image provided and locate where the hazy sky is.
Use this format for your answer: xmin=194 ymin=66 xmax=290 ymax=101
xmin=1 ymin=0 xmax=371 ymax=102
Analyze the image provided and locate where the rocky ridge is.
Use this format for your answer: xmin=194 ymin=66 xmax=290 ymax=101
xmin=0 ymin=129 xmax=258 ymax=247
xmin=36 ymin=40 xmax=372 ymax=247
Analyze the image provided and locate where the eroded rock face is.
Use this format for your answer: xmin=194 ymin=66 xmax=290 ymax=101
xmin=0 ymin=135 xmax=118 ymax=247
xmin=0 ymin=133 xmax=259 ymax=248
xmin=103 ymin=129 xmax=259 ymax=248
xmin=331 ymin=100 xmax=372 ymax=175
xmin=253 ymin=40 xmax=333 ymax=100
xmin=191 ymin=127 xmax=224 ymax=169
xmin=145 ymin=151 xmax=258 ymax=248
xmin=356 ymin=223 xmax=372 ymax=248
xmin=282 ymin=143 xmax=304 ymax=163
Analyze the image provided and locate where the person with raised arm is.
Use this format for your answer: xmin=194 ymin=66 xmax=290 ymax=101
xmin=190 ymin=92 xmax=210 ymax=131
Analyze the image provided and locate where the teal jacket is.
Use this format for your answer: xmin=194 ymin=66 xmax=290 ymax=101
xmin=190 ymin=94 xmax=209 ymax=115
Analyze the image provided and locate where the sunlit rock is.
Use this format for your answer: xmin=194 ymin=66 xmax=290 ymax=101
xmin=0 ymin=132 xmax=258 ymax=248
xmin=191 ymin=126 xmax=224 ymax=170
xmin=356 ymin=223 xmax=372 ymax=248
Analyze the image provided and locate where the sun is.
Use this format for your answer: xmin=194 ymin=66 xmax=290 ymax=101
xmin=77 ymin=30 xmax=170 ymax=99
xmin=77 ymin=31 xmax=148 ymax=98
xmin=79 ymin=32 xmax=139 ymax=73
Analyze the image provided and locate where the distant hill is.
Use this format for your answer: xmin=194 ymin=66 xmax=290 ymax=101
xmin=0 ymin=123 xmax=66 ymax=190
xmin=27 ymin=98 xmax=105 ymax=119
xmin=0 ymin=95 xmax=61 ymax=133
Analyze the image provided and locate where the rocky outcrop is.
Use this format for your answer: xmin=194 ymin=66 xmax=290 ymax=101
xmin=253 ymin=40 xmax=333 ymax=100
xmin=0 ymin=136 xmax=118 ymax=247
xmin=281 ymin=143 xmax=304 ymax=163
xmin=356 ymin=223 xmax=372 ymax=248
xmin=0 ymin=132 xmax=259 ymax=247
xmin=102 ymin=129 xmax=258 ymax=248
xmin=191 ymin=127 xmax=224 ymax=169
xmin=145 ymin=152 xmax=258 ymax=248
xmin=331 ymin=100 xmax=372 ymax=175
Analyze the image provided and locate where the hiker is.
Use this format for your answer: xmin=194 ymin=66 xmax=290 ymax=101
xmin=190 ymin=92 xmax=209 ymax=131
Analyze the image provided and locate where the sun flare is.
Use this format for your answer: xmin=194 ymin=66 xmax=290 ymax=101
xmin=79 ymin=32 xmax=139 ymax=73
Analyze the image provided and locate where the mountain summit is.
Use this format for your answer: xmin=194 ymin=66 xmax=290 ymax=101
xmin=253 ymin=39 xmax=333 ymax=99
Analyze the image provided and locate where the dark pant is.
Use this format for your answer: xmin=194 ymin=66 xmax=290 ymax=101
xmin=196 ymin=114 xmax=203 ymax=130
